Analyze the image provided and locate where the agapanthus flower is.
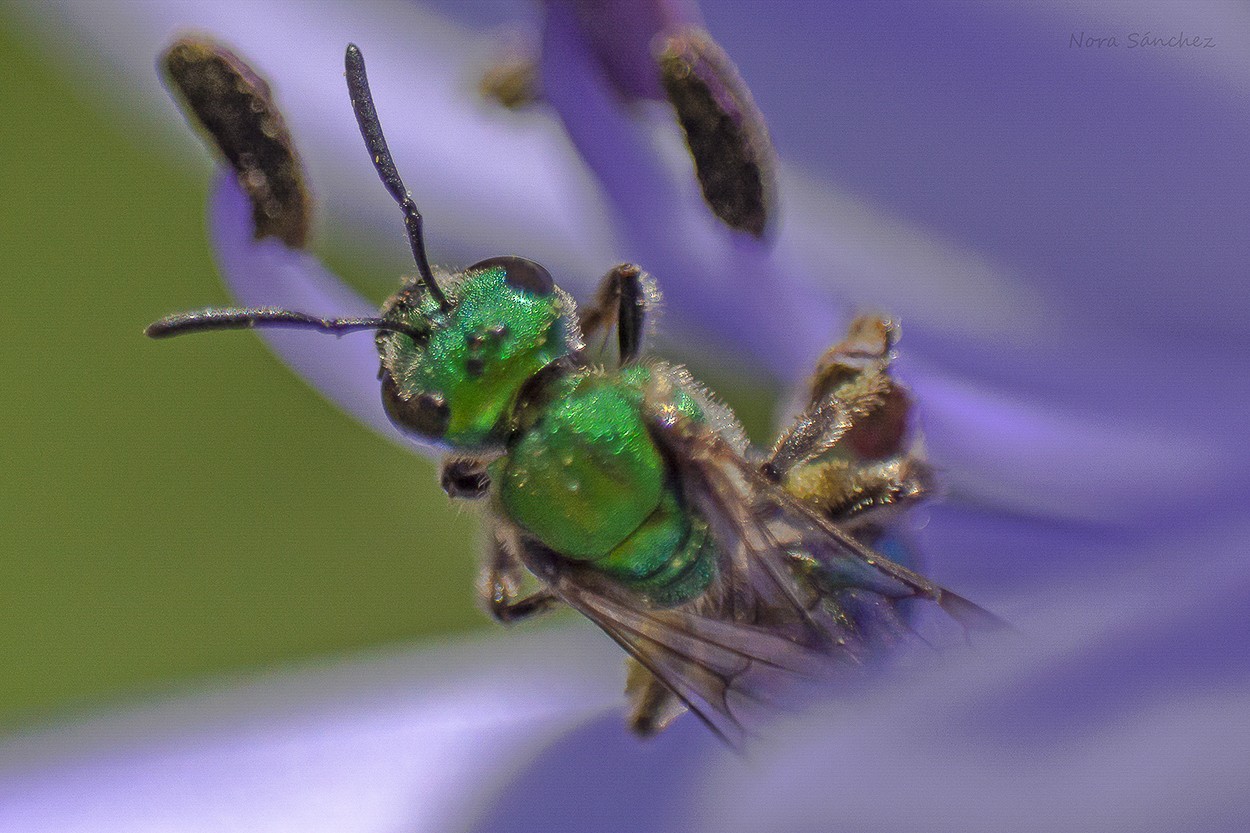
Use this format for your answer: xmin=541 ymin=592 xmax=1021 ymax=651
xmin=3 ymin=0 xmax=1248 ymax=831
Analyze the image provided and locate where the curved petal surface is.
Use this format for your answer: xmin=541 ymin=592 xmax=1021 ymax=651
xmin=690 ymin=517 xmax=1250 ymax=833
xmin=463 ymin=518 xmax=1250 ymax=832
xmin=536 ymin=0 xmax=1250 ymax=531
xmin=0 ymin=626 xmax=622 ymax=833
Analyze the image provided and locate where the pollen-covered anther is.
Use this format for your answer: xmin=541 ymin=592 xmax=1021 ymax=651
xmin=161 ymin=35 xmax=311 ymax=248
xmin=656 ymin=28 xmax=777 ymax=238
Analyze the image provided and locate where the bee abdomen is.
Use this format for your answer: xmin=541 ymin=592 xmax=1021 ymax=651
xmin=596 ymin=490 xmax=717 ymax=608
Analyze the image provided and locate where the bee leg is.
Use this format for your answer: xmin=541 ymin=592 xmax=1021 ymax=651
xmin=578 ymin=263 xmax=652 ymax=366
xmin=781 ymin=455 xmax=933 ymax=529
xmin=487 ymin=589 xmax=558 ymax=624
xmin=764 ymin=380 xmax=903 ymax=480
xmin=805 ymin=314 xmax=897 ymax=405
xmin=765 ymin=315 xmax=909 ymax=480
xmin=440 ymin=457 xmax=491 ymax=500
xmin=478 ymin=532 xmax=558 ymax=625
xmin=625 ymin=658 xmax=687 ymax=736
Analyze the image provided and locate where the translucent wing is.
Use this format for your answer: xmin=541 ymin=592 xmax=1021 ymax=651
xmin=650 ymin=406 xmax=1005 ymax=643
xmin=516 ymin=537 xmax=830 ymax=747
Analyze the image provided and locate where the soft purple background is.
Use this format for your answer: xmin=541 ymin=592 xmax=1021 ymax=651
xmin=3 ymin=0 xmax=1247 ymax=830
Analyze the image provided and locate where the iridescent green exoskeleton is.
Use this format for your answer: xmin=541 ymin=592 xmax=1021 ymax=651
xmin=149 ymin=38 xmax=1001 ymax=747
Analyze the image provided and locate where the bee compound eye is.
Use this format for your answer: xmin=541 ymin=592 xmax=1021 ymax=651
xmin=381 ymin=374 xmax=451 ymax=439
xmin=469 ymin=256 xmax=554 ymax=296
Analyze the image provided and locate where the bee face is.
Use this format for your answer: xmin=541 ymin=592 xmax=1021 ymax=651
xmin=376 ymin=257 xmax=578 ymax=449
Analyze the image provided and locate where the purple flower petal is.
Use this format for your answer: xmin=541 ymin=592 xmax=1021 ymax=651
xmin=470 ymin=711 xmax=724 ymax=833
xmin=0 ymin=628 xmax=622 ymax=833
xmin=551 ymin=0 xmax=704 ymax=100
xmin=686 ymin=518 xmax=1250 ymax=833
xmin=905 ymin=360 xmax=1237 ymax=526
xmin=717 ymin=0 xmax=1250 ymax=366
xmin=540 ymin=0 xmax=1250 ymax=530
xmin=461 ymin=519 xmax=1250 ymax=832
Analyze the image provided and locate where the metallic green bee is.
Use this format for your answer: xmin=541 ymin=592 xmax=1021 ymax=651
xmin=149 ymin=39 xmax=1000 ymax=746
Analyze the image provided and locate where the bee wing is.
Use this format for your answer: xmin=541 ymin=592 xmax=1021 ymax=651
xmin=649 ymin=409 xmax=1007 ymax=642
xmin=518 ymin=547 xmax=830 ymax=747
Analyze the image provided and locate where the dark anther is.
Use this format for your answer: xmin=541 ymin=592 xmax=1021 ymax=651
xmin=381 ymin=373 xmax=451 ymax=439
xmin=469 ymin=256 xmax=554 ymax=296
xmin=657 ymin=29 xmax=776 ymax=238
xmin=162 ymin=36 xmax=310 ymax=247
xmin=440 ymin=459 xmax=491 ymax=499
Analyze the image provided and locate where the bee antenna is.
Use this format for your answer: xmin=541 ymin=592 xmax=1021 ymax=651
xmin=145 ymin=307 xmax=427 ymax=343
xmin=345 ymin=43 xmax=451 ymax=313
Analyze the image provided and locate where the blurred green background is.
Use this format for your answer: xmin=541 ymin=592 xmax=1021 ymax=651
xmin=0 ymin=19 xmax=486 ymax=731
xmin=0 ymin=17 xmax=772 ymax=732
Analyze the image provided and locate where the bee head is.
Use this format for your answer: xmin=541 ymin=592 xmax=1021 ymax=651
xmin=146 ymin=45 xmax=581 ymax=451
xmin=377 ymin=256 xmax=580 ymax=449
